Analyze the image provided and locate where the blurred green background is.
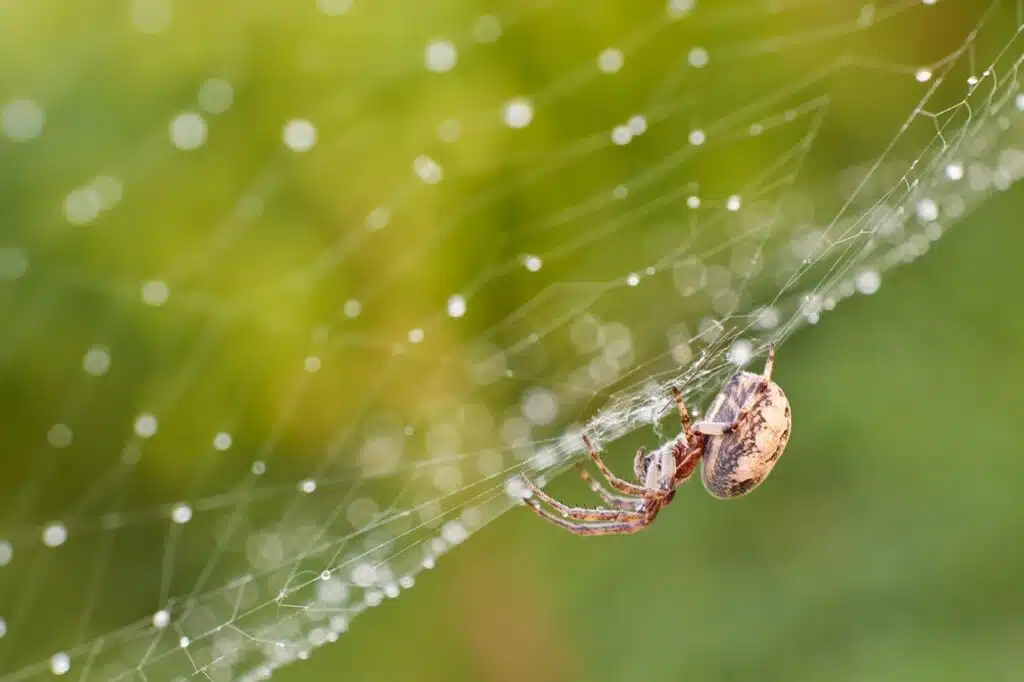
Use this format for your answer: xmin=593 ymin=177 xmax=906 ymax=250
xmin=1 ymin=1 xmax=1022 ymax=681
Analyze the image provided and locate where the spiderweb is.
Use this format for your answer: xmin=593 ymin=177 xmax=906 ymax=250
xmin=1 ymin=0 xmax=1023 ymax=679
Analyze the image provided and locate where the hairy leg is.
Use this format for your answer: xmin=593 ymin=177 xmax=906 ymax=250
xmin=582 ymin=435 xmax=647 ymax=496
xmin=653 ymin=446 xmax=676 ymax=494
xmin=524 ymin=500 xmax=656 ymax=536
xmin=671 ymin=386 xmax=693 ymax=434
xmin=762 ymin=343 xmax=776 ymax=381
xmin=633 ymin=446 xmax=649 ymax=481
xmin=522 ymin=477 xmax=647 ymax=521
xmin=692 ymin=375 xmax=772 ymax=436
xmin=692 ymin=389 xmax=765 ymax=436
xmin=671 ymin=441 xmax=704 ymax=486
xmin=576 ymin=464 xmax=642 ymax=510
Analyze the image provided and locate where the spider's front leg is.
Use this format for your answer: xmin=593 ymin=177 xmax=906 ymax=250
xmin=670 ymin=386 xmax=693 ymax=435
xmin=761 ymin=343 xmax=776 ymax=380
xmin=693 ymin=383 xmax=768 ymax=436
xmin=693 ymin=345 xmax=777 ymax=436
xmin=668 ymin=386 xmax=705 ymax=486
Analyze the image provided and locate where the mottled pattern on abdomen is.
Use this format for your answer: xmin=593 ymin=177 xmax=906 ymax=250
xmin=700 ymin=371 xmax=792 ymax=499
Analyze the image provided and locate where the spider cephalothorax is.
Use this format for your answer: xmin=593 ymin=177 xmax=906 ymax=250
xmin=521 ymin=344 xmax=791 ymax=535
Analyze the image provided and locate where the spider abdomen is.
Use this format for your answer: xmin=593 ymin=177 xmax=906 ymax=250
xmin=700 ymin=371 xmax=792 ymax=499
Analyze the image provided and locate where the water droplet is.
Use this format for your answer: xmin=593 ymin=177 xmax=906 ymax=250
xmin=283 ymin=119 xmax=317 ymax=152
xmin=351 ymin=563 xmax=377 ymax=588
xmin=317 ymin=0 xmax=352 ymax=15
xmin=0 ymin=247 xmax=28 ymax=281
xmin=42 ymin=523 xmax=67 ymax=547
xmin=437 ymin=118 xmax=461 ymax=142
xmin=611 ymin=125 xmax=632 ymax=145
xmin=197 ymin=78 xmax=233 ymax=114
xmin=447 ymin=295 xmax=467 ymax=318
xmin=47 ymin=424 xmax=73 ymax=448
xmin=425 ymin=39 xmax=457 ymax=73
xmin=134 ymin=413 xmax=158 ymax=438
xmin=366 ymin=206 xmax=390 ymax=230
xmin=666 ymin=0 xmax=696 ymax=18
xmin=141 ymin=280 xmax=169 ymax=306
xmin=523 ymin=255 xmax=543 ymax=271
xmin=50 ymin=653 xmax=70 ymax=675
xmin=503 ymin=99 xmax=533 ymax=129
xmin=413 ymin=155 xmax=443 ymax=184
xmin=152 ymin=610 xmax=170 ymax=629
xmin=855 ymin=270 xmax=881 ymax=295
xmin=471 ymin=15 xmax=502 ymax=42
xmin=1 ymin=99 xmax=44 ymax=142
xmin=915 ymin=198 xmax=938 ymax=222
xmin=171 ymin=504 xmax=192 ymax=524
xmin=597 ymin=48 xmax=624 ymax=73
xmin=521 ymin=388 xmax=559 ymax=426
xmin=343 ymin=299 xmax=362 ymax=318
xmin=83 ymin=346 xmax=111 ymax=375
xmin=688 ymin=47 xmax=709 ymax=68
xmin=169 ymin=112 xmax=207 ymax=150
xmin=727 ymin=339 xmax=753 ymax=366
xmin=64 ymin=187 xmax=102 ymax=225
xmin=131 ymin=0 xmax=171 ymax=33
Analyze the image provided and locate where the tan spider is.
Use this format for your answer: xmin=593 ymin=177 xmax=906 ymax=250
xmin=521 ymin=345 xmax=791 ymax=535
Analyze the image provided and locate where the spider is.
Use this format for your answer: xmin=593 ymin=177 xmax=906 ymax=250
xmin=520 ymin=344 xmax=791 ymax=536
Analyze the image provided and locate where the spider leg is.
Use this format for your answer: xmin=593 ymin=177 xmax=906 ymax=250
xmin=522 ymin=476 xmax=644 ymax=521
xmin=633 ymin=446 xmax=670 ymax=498
xmin=524 ymin=500 xmax=657 ymax=536
xmin=670 ymin=386 xmax=693 ymax=435
xmin=632 ymin=446 xmax=648 ymax=481
xmin=693 ymin=392 xmax=765 ymax=436
xmin=671 ymin=440 xmax=704 ymax=486
xmin=762 ymin=343 xmax=776 ymax=381
xmin=575 ymin=464 xmax=642 ymax=510
xmin=692 ymin=357 xmax=776 ymax=437
xmin=648 ymin=446 xmax=676 ymax=494
xmin=691 ymin=420 xmax=733 ymax=436
xmin=582 ymin=435 xmax=648 ymax=496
